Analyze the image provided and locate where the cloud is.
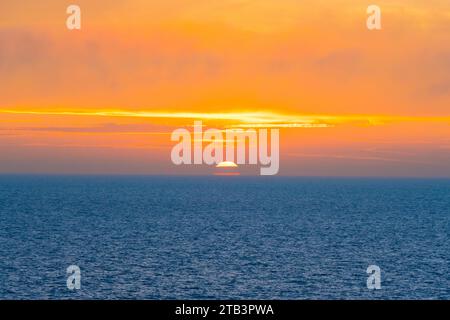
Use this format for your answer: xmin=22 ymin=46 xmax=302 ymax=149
xmin=0 ymin=1 xmax=449 ymax=116
xmin=0 ymin=123 xmax=174 ymax=134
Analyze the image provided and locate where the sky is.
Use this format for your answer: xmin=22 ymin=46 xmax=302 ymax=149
xmin=0 ymin=0 xmax=449 ymax=176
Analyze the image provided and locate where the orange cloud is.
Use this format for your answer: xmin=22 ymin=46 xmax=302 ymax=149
xmin=0 ymin=1 xmax=449 ymax=175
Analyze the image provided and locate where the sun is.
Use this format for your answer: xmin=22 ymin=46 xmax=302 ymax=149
xmin=216 ymin=161 xmax=238 ymax=168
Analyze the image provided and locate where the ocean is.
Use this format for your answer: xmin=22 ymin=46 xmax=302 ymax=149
xmin=0 ymin=176 xmax=448 ymax=299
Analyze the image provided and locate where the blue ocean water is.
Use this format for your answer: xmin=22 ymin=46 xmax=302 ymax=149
xmin=0 ymin=175 xmax=448 ymax=300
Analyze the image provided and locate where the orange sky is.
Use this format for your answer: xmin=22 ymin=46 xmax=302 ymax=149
xmin=0 ymin=1 xmax=449 ymax=176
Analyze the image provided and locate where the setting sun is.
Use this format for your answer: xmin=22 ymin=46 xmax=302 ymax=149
xmin=216 ymin=161 xmax=239 ymax=168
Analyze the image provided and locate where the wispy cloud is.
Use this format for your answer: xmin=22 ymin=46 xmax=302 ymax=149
xmin=1 ymin=109 xmax=449 ymax=127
